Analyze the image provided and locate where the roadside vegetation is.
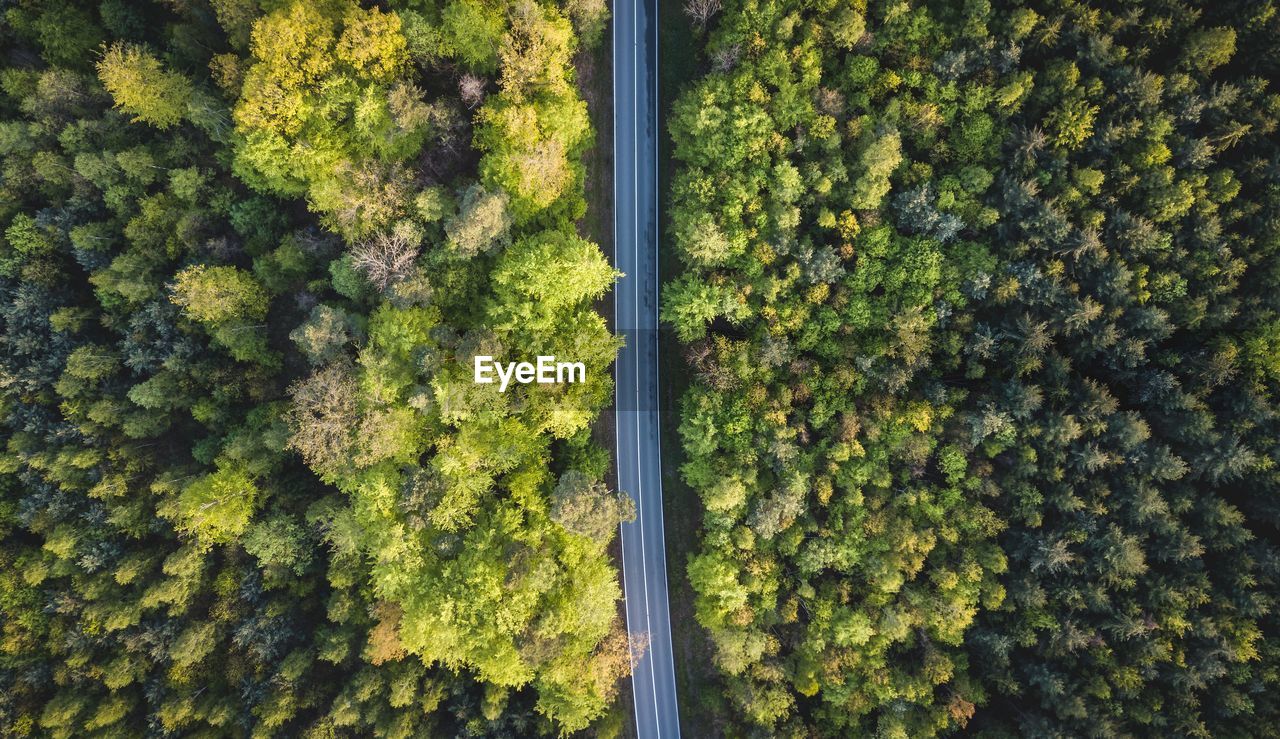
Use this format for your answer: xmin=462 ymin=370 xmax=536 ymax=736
xmin=666 ymin=0 xmax=1280 ymax=735
xmin=0 ymin=0 xmax=629 ymax=736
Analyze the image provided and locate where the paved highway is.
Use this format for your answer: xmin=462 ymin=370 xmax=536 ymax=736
xmin=613 ymin=0 xmax=680 ymax=735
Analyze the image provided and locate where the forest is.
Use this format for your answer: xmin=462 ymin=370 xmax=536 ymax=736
xmin=6 ymin=0 xmax=1280 ymax=736
xmin=0 ymin=0 xmax=632 ymax=736
xmin=667 ymin=0 xmax=1280 ymax=735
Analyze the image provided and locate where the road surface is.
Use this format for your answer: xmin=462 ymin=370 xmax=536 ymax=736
xmin=613 ymin=0 xmax=680 ymax=735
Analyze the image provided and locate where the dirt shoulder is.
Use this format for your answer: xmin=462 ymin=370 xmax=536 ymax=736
xmin=576 ymin=21 xmax=638 ymax=739
xmin=656 ymin=0 xmax=729 ymax=734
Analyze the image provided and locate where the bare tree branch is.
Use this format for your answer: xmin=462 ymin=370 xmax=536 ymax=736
xmin=350 ymin=232 xmax=420 ymax=291
xmin=459 ymin=73 xmax=486 ymax=109
xmin=684 ymin=0 xmax=722 ymax=30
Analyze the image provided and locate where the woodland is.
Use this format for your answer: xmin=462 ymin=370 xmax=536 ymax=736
xmin=668 ymin=0 xmax=1280 ymax=736
xmin=5 ymin=0 xmax=1280 ymax=737
xmin=0 ymin=0 xmax=630 ymax=736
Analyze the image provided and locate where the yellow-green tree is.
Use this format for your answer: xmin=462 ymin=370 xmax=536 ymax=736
xmin=97 ymin=43 xmax=193 ymax=129
xmin=233 ymin=0 xmax=428 ymax=240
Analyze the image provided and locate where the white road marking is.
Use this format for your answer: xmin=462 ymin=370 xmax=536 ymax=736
xmin=614 ymin=1 xmax=680 ymax=735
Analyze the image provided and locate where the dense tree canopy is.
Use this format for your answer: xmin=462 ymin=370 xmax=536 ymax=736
xmin=0 ymin=0 xmax=623 ymax=736
xmin=668 ymin=0 xmax=1280 ymax=735
xmin=9 ymin=0 xmax=1279 ymax=736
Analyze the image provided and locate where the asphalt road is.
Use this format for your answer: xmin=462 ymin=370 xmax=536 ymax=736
xmin=612 ymin=0 xmax=681 ymax=735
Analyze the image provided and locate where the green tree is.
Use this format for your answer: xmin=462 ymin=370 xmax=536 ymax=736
xmin=97 ymin=43 xmax=194 ymax=129
xmin=169 ymin=464 xmax=259 ymax=547
xmin=489 ymin=229 xmax=618 ymax=328
xmin=444 ymin=184 xmax=513 ymax=257
xmin=171 ymin=265 xmax=275 ymax=364
xmin=441 ymin=0 xmax=507 ymax=73
xmin=171 ymin=265 xmax=268 ymax=325
xmin=232 ymin=0 xmax=422 ymax=240
xmin=549 ymin=470 xmax=635 ymax=544
xmin=1183 ymin=27 xmax=1237 ymax=74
